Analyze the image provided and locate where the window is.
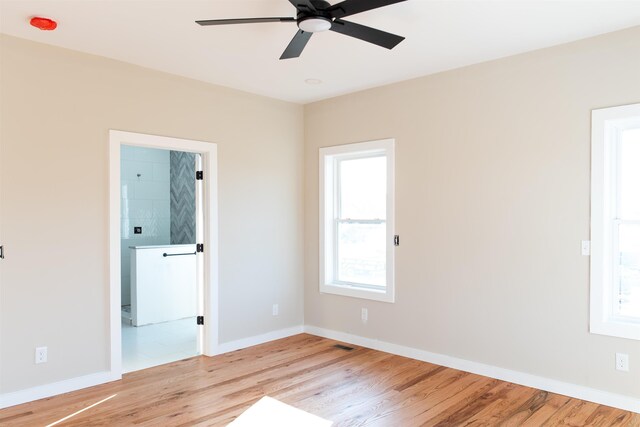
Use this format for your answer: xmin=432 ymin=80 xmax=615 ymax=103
xmin=319 ymin=139 xmax=395 ymax=302
xmin=591 ymin=103 xmax=640 ymax=340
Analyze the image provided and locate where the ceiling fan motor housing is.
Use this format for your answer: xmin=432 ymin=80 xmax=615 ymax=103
xmin=297 ymin=0 xmax=333 ymax=33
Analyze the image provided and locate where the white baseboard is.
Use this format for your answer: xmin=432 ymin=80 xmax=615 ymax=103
xmin=0 ymin=326 xmax=303 ymax=410
xmin=215 ymin=325 xmax=305 ymax=355
xmin=304 ymin=325 xmax=640 ymax=414
xmin=0 ymin=371 xmax=120 ymax=410
xmin=4 ymin=325 xmax=636 ymax=415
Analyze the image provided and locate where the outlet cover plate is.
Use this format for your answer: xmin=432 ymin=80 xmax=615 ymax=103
xmin=616 ymin=353 xmax=629 ymax=372
xmin=35 ymin=346 xmax=47 ymax=364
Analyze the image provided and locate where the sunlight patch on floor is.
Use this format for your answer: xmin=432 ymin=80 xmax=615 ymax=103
xmin=45 ymin=394 xmax=117 ymax=427
xmin=228 ymin=396 xmax=332 ymax=427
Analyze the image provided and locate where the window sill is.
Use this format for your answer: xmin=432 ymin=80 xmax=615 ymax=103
xmin=590 ymin=318 xmax=640 ymax=341
xmin=320 ymin=282 xmax=395 ymax=303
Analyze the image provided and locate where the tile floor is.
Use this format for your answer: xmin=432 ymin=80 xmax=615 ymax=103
xmin=121 ymin=317 xmax=199 ymax=373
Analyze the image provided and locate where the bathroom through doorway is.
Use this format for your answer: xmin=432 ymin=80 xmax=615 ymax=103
xmin=109 ymin=131 xmax=219 ymax=378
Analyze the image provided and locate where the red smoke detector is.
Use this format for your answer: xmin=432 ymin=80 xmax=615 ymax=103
xmin=30 ymin=17 xmax=57 ymax=31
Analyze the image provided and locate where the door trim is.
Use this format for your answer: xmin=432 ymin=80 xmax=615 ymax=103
xmin=108 ymin=130 xmax=219 ymax=378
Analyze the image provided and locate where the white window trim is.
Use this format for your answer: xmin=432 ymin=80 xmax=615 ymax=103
xmin=319 ymin=139 xmax=395 ymax=303
xmin=591 ymin=103 xmax=640 ymax=340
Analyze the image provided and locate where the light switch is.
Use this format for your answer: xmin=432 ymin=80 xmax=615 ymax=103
xmin=582 ymin=240 xmax=590 ymax=256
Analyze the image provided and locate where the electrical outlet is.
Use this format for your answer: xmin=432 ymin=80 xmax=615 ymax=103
xmin=35 ymin=347 xmax=47 ymax=364
xmin=361 ymin=308 xmax=368 ymax=323
xmin=616 ymin=353 xmax=629 ymax=371
xmin=581 ymin=240 xmax=591 ymax=256
xmin=272 ymin=304 xmax=279 ymax=316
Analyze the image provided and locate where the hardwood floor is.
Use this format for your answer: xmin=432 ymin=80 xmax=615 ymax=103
xmin=1 ymin=334 xmax=638 ymax=426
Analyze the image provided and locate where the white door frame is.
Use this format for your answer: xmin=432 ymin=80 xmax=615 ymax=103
xmin=108 ymin=130 xmax=219 ymax=377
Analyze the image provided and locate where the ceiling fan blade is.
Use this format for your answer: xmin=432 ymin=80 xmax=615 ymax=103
xmin=289 ymin=0 xmax=318 ymax=12
xmin=280 ymin=30 xmax=313 ymax=60
xmin=196 ymin=17 xmax=296 ymax=26
xmin=330 ymin=19 xmax=404 ymax=49
xmin=329 ymin=0 xmax=407 ymax=19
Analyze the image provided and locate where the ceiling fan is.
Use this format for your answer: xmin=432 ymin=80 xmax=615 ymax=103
xmin=196 ymin=0 xmax=407 ymax=60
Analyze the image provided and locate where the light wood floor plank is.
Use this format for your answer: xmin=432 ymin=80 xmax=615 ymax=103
xmin=0 ymin=334 xmax=637 ymax=426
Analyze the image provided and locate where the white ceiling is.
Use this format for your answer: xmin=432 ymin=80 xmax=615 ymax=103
xmin=1 ymin=0 xmax=640 ymax=104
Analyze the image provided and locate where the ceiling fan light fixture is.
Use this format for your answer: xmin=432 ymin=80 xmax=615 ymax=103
xmin=298 ymin=16 xmax=331 ymax=33
xmin=196 ymin=0 xmax=408 ymax=59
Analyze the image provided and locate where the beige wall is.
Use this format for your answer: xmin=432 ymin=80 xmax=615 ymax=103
xmin=3 ymin=23 xmax=640 ymax=401
xmin=0 ymin=35 xmax=304 ymax=393
xmin=304 ymin=26 xmax=640 ymax=398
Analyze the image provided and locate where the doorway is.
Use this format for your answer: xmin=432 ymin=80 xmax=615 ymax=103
xmin=109 ymin=131 xmax=219 ymax=377
xmin=120 ymin=146 xmax=201 ymax=372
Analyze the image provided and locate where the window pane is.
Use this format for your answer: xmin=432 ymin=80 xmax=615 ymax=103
xmin=619 ymin=129 xmax=640 ymax=220
xmin=337 ymin=222 xmax=386 ymax=287
xmin=339 ymin=156 xmax=386 ymax=219
xmin=616 ymin=222 xmax=640 ymax=319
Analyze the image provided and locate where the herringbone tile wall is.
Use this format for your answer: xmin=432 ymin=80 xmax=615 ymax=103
xmin=170 ymin=151 xmax=196 ymax=244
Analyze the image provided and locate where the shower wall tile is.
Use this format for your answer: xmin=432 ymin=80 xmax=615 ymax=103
xmin=134 ymin=181 xmax=169 ymax=201
xmin=121 ymin=199 xmax=153 ymax=219
xmin=123 ymin=145 xmax=170 ymax=163
xmin=153 ymin=200 xmax=171 ymax=219
xmin=121 ymin=144 xmax=137 ymax=160
xmin=170 ymin=151 xmax=196 ymax=245
xmin=121 ymin=160 xmax=153 ymax=181
xmin=153 ymin=163 xmax=170 ymax=182
xmin=120 ymin=145 xmax=171 ymax=305
xmin=121 ymin=218 xmax=171 ymax=239
xmin=136 ymin=146 xmax=169 ymax=163
xmin=121 ymin=219 xmax=130 ymax=238
xmin=121 ymin=181 xmax=135 ymax=199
